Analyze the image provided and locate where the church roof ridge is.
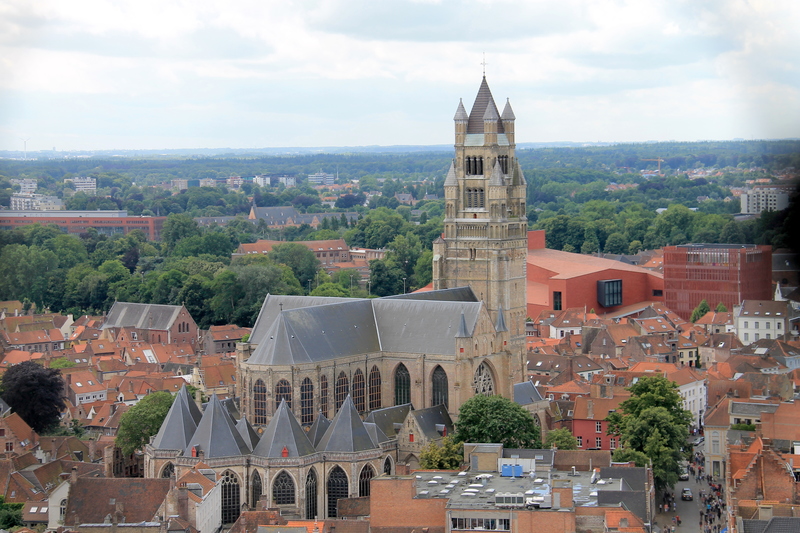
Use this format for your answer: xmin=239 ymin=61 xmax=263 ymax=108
xmin=151 ymin=385 xmax=199 ymax=451
xmin=235 ymin=416 xmax=260 ymax=452
xmin=184 ymin=394 xmax=250 ymax=459
xmin=316 ymin=395 xmax=377 ymax=453
xmin=252 ymin=399 xmax=315 ymax=458
xmin=307 ymin=411 xmax=331 ymax=447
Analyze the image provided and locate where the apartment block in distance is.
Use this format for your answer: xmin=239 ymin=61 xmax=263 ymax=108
xmin=664 ymin=244 xmax=772 ymax=321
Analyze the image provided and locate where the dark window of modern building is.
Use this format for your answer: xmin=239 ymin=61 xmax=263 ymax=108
xmin=300 ymin=378 xmax=313 ymax=426
xmin=653 ymin=289 xmax=663 ymax=297
xmin=597 ymin=279 xmax=623 ymax=308
xmin=432 ymin=366 xmax=449 ymax=409
xmin=553 ymin=291 xmax=562 ymax=311
xmin=395 ymin=363 xmax=410 ymax=405
xmin=368 ymin=365 xmax=382 ymax=411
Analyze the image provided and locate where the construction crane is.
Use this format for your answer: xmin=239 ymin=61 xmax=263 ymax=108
xmin=642 ymin=158 xmax=665 ymax=175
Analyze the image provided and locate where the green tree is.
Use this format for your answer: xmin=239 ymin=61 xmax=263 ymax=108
xmin=269 ymin=243 xmax=320 ymax=291
xmin=544 ymin=427 xmax=578 ymax=450
xmin=161 ymin=213 xmax=201 ymax=252
xmin=606 ymin=376 xmax=691 ymax=490
xmin=455 ymin=395 xmax=542 ymax=449
xmin=310 ymin=282 xmax=349 ymax=297
xmin=0 ymin=497 xmax=23 ymax=529
xmin=420 ymin=436 xmax=463 ymax=470
xmin=690 ymin=299 xmax=711 ymax=323
xmin=603 ymin=232 xmax=628 ymax=254
xmin=715 ymin=302 xmax=728 ymax=312
xmin=116 ymin=391 xmax=175 ymax=456
xmin=1 ymin=361 xmax=66 ymax=433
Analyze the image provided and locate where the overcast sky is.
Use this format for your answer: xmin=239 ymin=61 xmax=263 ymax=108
xmin=1 ymin=0 xmax=798 ymax=152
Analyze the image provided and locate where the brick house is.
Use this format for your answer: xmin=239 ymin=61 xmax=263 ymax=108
xmin=101 ymin=302 xmax=199 ymax=347
xmin=0 ymin=413 xmax=39 ymax=456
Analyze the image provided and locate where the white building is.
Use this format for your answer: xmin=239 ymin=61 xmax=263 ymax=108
xmin=10 ymin=193 xmax=63 ymax=211
xmin=278 ymin=175 xmax=296 ymax=187
xmin=199 ymin=178 xmax=217 ymax=187
xmin=10 ymin=178 xmax=37 ymax=194
xmin=253 ymin=175 xmax=270 ymax=187
xmin=734 ymin=300 xmax=792 ymax=345
xmin=307 ymin=172 xmax=335 ymax=185
xmin=740 ymin=185 xmax=791 ymax=214
xmin=64 ymin=176 xmax=97 ymax=194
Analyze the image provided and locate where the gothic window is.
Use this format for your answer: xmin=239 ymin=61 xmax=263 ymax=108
xmin=305 ymin=469 xmax=318 ymax=520
xmin=275 ymin=379 xmax=292 ymax=410
xmin=272 ymin=471 xmax=295 ymax=505
xmin=320 ymin=375 xmax=329 ymax=418
xmin=301 ymin=378 xmax=314 ymax=426
xmin=394 ymin=363 xmax=410 ymax=406
xmin=251 ymin=471 xmax=263 ymax=508
xmin=359 ymin=464 xmax=375 ymax=497
xmin=60 ymin=499 xmax=67 ymax=520
xmin=327 ymin=466 xmax=348 ymax=518
xmin=477 ymin=188 xmax=484 ymax=208
xmin=253 ymin=379 xmax=267 ymax=425
xmin=473 ymin=362 xmax=495 ymax=396
xmin=221 ymin=470 xmax=241 ymax=524
xmin=499 ymin=155 xmax=508 ymax=174
xmin=432 ymin=366 xmax=449 ymax=409
xmin=335 ymin=372 xmax=349 ymax=410
xmin=160 ymin=462 xmax=174 ymax=479
xmin=368 ymin=365 xmax=382 ymax=411
xmin=383 ymin=456 xmax=392 ymax=475
xmin=352 ymin=369 xmax=365 ymax=412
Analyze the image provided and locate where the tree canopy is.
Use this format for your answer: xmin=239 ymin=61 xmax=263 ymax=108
xmin=116 ymin=391 xmax=175 ymax=456
xmin=606 ymin=376 xmax=692 ymax=490
xmin=420 ymin=436 xmax=463 ymax=470
xmin=0 ymin=361 xmax=65 ymax=433
xmin=690 ymin=299 xmax=711 ymax=323
xmin=454 ymin=395 xmax=542 ymax=449
xmin=544 ymin=427 xmax=578 ymax=450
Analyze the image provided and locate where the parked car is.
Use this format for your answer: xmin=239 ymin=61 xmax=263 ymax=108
xmin=682 ymin=488 xmax=693 ymax=501
xmin=693 ymin=437 xmax=705 ymax=446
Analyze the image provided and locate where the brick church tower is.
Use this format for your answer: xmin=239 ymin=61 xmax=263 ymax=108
xmin=433 ymin=76 xmax=528 ymax=340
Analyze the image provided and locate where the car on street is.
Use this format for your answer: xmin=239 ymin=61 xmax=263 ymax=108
xmin=679 ymin=471 xmax=690 ymax=481
xmin=693 ymin=437 xmax=704 ymax=446
xmin=681 ymin=488 xmax=693 ymax=501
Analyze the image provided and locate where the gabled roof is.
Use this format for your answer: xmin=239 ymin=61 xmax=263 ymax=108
xmin=363 ymin=403 xmax=411 ymax=440
xmin=307 ymin=413 xmax=331 ymax=447
xmin=316 ymin=396 xmax=376 ymax=453
xmin=251 ymin=400 xmax=314 ymax=458
xmin=152 ymin=386 xmax=201 ymax=450
xmin=513 ymin=381 xmax=544 ymax=405
xmin=235 ymin=417 xmax=260 ymax=451
xmin=102 ymin=302 xmax=184 ymax=331
xmin=185 ymin=394 xmax=250 ymax=458
xmin=63 ymin=478 xmax=171 ymax=525
xmin=410 ymin=404 xmax=453 ymax=440
xmin=364 ymin=422 xmax=390 ymax=445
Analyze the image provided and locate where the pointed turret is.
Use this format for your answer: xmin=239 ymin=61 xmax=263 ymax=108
xmin=494 ymin=306 xmax=508 ymax=333
xmin=512 ymin=159 xmax=527 ymax=186
xmin=316 ymin=396 xmax=376 ymax=453
xmin=454 ymin=99 xmax=468 ymax=122
xmin=489 ymin=160 xmax=504 ymax=186
xmin=235 ymin=416 xmax=260 ymax=451
xmin=501 ymin=98 xmax=515 ymax=121
xmin=184 ymin=394 xmax=250 ymax=458
xmin=307 ymin=412 xmax=331 ymax=447
xmin=467 ymin=77 xmax=503 ymax=135
xmin=455 ymin=311 xmax=471 ymax=338
xmin=151 ymin=385 xmax=201 ymax=450
xmin=444 ymin=161 xmax=457 ymax=187
xmin=252 ymin=399 xmax=315 ymax=457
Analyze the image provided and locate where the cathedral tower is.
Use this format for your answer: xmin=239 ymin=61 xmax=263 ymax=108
xmin=433 ymin=77 xmax=528 ymax=342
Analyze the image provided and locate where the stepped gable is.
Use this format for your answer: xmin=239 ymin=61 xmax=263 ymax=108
xmin=151 ymin=385 xmax=200 ymax=450
xmin=235 ymin=417 xmax=260 ymax=451
xmin=184 ymin=394 xmax=250 ymax=458
xmin=307 ymin=412 xmax=331 ymax=447
xmin=316 ymin=396 xmax=376 ymax=453
xmin=364 ymin=403 xmax=412 ymax=439
xmin=251 ymin=399 xmax=315 ymax=458
xmin=466 ymin=76 xmax=503 ymax=135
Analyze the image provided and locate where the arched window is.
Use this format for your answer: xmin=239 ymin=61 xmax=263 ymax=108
xmin=251 ymin=471 xmax=263 ymax=508
xmin=359 ymin=464 xmax=375 ymax=497
xmin=275 ymin=379 xmax=292 ymax=410
xmin=253 ymin=379 xmax=267 ymax=425
xmin=160 ymin=462 xmax=174 ymax=479
xmin=394 ymin=363 xmax=410 ymax=405
xmin=272 ymin=471 xmax=295 ymax=505
xmin=301 ymin=378 xmax=314 ymax=426
xmin=221 ymin=470 xmax=241 ymax=524
xmin=473 ymin=362 xmax=495 ymax=396
xmin=327 ymin=466 xmax=348 ymax=518
xmin=335 ymin=372 xmax=349 ymax=410
xmin=305 ymin=469 xmax=318 ymax=520
xmin=368 ymin=365 xmax=382 ymax=411
xmin=320 ymin=375 xmax=329 ymax=418
xmin=352 ymin=369 xmax=365 ymax=412
xmin=60 ymin=499 xmax=67 ymax=521
xmin=432 ymin=366 xmax=449 ymax=409
xmin=383 ymin=456 xmax=392 ymax=476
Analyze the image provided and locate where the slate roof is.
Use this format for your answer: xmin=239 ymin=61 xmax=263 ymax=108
xmin=513 ymin=381 xmax=545 ymax=405
xmin=102 ymin=302 xmax=183 ymax=331
xmin=247 ymin=296 xmax=483 ymax=366
xmin=364 ymin=422 xmax=390 ymax=445
xmin=251 ymin=400 xmax=315 ymax=458
xmin=151 ymin=385 xmax=201 ymax=451
xmin=410 ymin=404 xmax=453 ymax=440
xmin=185 ymin=394 xmax=250 ymax=458
xmin=307 ymin=413 xmax=331 ymax=447
xmin=235 ymin=417 xmax=260 ymax=452
xmin=63 ymin=478 xmax=171 ymax=526
xmin=363 ymin=403 xmax=411 ymax=439
xmin=742 ymin=517 xmax=800 ymax=533
xmin=316 ymin=396 xmax=377 ymax=453
xmin=466 ymin=76 xmax=504 ymax=135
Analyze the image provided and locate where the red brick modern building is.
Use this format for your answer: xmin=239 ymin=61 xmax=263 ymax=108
xmin=526 ymin=231 xmax=664 ymax=318
xmin=663 ymin=244 xmax=772 ymax=321
xmin=0 ymin=211 xmax=166 ymax=240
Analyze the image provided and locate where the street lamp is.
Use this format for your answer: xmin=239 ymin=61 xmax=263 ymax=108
xmin=367 ymin=280 xmax=372 ymax=297
xmin=349 ymin=274 xmax=354 ymax=294
xmin=402 ymin=277 xmax=407 ymax=294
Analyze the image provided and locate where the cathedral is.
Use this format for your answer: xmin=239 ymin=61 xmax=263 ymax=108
xmin=144 ymin=76 xmax=530 ymax=523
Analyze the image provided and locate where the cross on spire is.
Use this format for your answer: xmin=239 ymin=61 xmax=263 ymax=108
xmin=481 ymin=53 xmax=488 ymax=77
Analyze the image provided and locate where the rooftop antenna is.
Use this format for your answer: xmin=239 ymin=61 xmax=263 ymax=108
xmin=481 ymin=53 xmax=487 ymax=77
xmin=20 ymin=138 xmax=30 ymax=161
